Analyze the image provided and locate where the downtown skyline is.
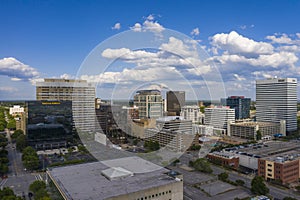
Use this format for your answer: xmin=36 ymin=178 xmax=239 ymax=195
xmin=1 ymin=0 xmax=300 ymax=100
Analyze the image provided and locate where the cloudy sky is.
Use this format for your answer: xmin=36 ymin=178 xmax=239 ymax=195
xmin=1 ymin=0 xmax=300 ymax=100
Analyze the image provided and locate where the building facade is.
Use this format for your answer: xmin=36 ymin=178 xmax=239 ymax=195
xmin=26 ymin=101 xmax=75 ymax=150
xmin=145 ymin=116 xmax=194 ymax=152
xmin=36 ymin=78 xmax=96 ymax=132
xmin=180 ymin=105 xmax=204 ymax=124
xmin=167 ymin=91 xmax=185 ymax=116
xmin=256 ymin=78 xmax=297 ymax=132
xmin=207 ymin=152 xmax=239 ymax=169
xmin=228 ymin=121 xmax=285 ymax=140
xmin=9 ymin=105 xmax=24 ymax=116
xmin=134 ymin=90 xmax=163 ymax=119
xmin=224 ymin=96 xmax=250 ymax=119
xmin=204 ymin=106 xmax=235 ymax=133
xmin=258 ymin=154 xmax=300 ymax=184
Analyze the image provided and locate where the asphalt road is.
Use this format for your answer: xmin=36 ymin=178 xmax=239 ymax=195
xmin=0 ymin=129 xmax=39 ymax=198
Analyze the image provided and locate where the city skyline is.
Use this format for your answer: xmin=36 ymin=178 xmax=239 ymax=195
xmin=1 ymin=0 xmax=300 ymax=100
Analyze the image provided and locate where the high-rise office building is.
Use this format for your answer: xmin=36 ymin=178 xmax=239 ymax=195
xmin=36 ymin=78 xmax=96 ymax=132
xmin=204 ymin=106 xmax=235 ymax=132
xmin=134 ymin=90 xmax=163 ymax=119
xmin=256 ymin=78 xmax=297 ymax=132
xmin=167 ymin=91 xmax=185 ymax=115
xmin=224 ymin=96 xmax=250 ymax=119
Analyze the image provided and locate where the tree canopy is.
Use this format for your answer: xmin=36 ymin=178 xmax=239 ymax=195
xmin=251 ymin=176 xmax=269 ymax=195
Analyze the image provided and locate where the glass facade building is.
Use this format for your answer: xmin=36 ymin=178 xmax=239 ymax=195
xmin=26 ymin=100 xmax=76 ymax=150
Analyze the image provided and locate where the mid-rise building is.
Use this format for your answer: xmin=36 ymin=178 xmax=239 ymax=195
xmin=145 ymin=116 xmax=194 ymax=152
xmin=134 ymin=90 xmax=163 ymax=119
xmin=180 ymin=105 xmax=204 ymax=124
xmin=223 ymin=96 xmax=250 ymax=119
xmin=228 ymin=121 xmax=286 ymax=140
xmin=258 ymin=152 xmax=300 ymax=184
xmin=204 ymin=106 xmax=235 ymax=133
xmin=26 ymin=101 xmax=75 ymax=150
xmin=256 ymin=78 xmax=297 ymax=132
xmin=36 ymin=78 xmax=96 ymax=132
xmin=167 ymin=91 xmax=185 ymax=116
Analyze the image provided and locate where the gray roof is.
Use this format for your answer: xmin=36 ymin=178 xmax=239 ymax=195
xmin=47 ymin=156 xmax=177 ymax=200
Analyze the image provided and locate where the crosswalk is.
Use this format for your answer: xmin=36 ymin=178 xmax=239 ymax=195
xmin=34 ymin=174 xmax=43 ymax=181
xmin=0 ymin=178 xmax=8 ymax=189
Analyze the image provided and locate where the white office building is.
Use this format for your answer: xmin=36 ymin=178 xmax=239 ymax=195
xmin=180 ymin=105 xmax=204 ymax=124
xmin=256 ymin=78 xmax=297 ymax=132
xmin=9 ymin=105 xmax=24 ymax=115
xmin=204 ymin=106 xmax=235 ymax=132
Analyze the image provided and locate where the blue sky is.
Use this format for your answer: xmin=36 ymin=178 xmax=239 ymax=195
xmin=1 ymin=0 xmax=300 ymax=100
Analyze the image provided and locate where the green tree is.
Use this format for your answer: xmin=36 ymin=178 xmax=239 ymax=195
xmin=0 ymin=163 xmax=8 ymax=176
xmin=0 ymin=187 xmax=22 ymax=200
xmin=283 ymin=197 xmax=297 ymax=200
xmin=11 ymin=129 xmax=24 ymax=140
xmin=22 ymin=147 xmax=40 ymax=170
xmin=16 ymin=134 xmax=27 ymax=151
xmin=0 ymin=134 xmax=8 ymax=150
xmin=218 ymin=172 xmax=229 ymax=181
xmin=29 ymin=180 xmax=46 ymax=193
xmin=190 ymin=144 xmax=201 ymax=151
xmin=144 ymin=140 xmax=160 ymax=151
xmin=7 ymin=119 xmax=16 ymax=130
xmin=251 ymin=176 xmax=269 ymax=195
xmin=23 ymin=155 xmax=40 ymax=170
xmin=29 ymin=180 xmax=51 ymax=200
xmin=190 ymin=158 xmax=213 ymax=173
xmin=256 ymin=130 xmax=262 ymax=141
xmin=200 ymin=106 xmax=205 ymax=113
xmin=235 ymin=179 xmax=245 ymax=186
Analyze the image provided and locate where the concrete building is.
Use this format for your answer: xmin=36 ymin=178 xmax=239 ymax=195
xmin=9 ymin=105 xmax=24 ymax=116
xmin=134 ymin=90 xmax=163 ymax=119
xmin=36 ymin=78 xmax=96 ymax=132
xmin=207 ymin=151 xmax=239 ymax=169
xmin=258 ymin=152 xmax=300 ymax=184
xmin=167 ymin=91 xmax=185 ymax=116
xmin=47 ymin=156 xmax=183 ymax=200
xmin=223 ymin=96 xmax=250 ymax=119
xmin=145 ymin=116 xmax=194 ymax=152
xmin=180 ymin=105 xmax=204 ymax=124
xmin=256 ymin=78 xmax=297 ymax=132
xmin=228 ymin=121 xmax=286 ymax=140
xmin=204 ymin=106 xmax=235 ymax=134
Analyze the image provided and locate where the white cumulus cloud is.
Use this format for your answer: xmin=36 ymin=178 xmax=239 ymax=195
xmin=211 ymin=31 xmax=274 ymax=56
xmin=190 ymin=28 xmax=200 ymax=36
xmin=112 ymin=22 xmax=121 ymax=30
xmin=0 ymin=57 xmax=40 ymax=81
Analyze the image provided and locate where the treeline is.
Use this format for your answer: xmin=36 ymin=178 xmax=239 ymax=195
xmin=0 ymin=106 xmax=16 ymax=131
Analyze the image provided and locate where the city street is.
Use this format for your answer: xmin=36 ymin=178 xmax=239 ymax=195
xmin=0 ymin=129 xmax=38 ymax=197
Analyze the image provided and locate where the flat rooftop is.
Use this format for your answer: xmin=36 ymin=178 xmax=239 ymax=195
xmin=47 ymin=156 xmax=178 ymax=200
xmin=226 ymin=141 xmax=300 ymax=158
xmin=264 ymin=150 xmax=300 ymax=163
xmin=231 ymin=121 xmax=279 ymax=127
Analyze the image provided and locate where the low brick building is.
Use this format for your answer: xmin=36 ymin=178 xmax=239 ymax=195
xmin=258 ymin=152 xmax=300 ymax=184
xmin=207 ymin=151 xmax=239 ymax=169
